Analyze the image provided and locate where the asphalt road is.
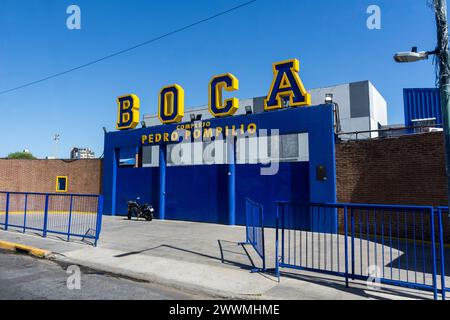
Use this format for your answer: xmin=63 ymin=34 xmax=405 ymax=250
xmin=0 ymin=250 xmax=214 ymax=300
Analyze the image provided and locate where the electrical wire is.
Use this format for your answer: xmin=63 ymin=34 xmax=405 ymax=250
xmin=0 ymin=0 xmax=257 ymax=96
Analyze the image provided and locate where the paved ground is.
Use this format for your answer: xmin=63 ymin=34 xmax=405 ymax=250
xmin=0 ymin=217 xmax=440 ymax=300
xmin=0 ymin=250 xmax=213 ymax=300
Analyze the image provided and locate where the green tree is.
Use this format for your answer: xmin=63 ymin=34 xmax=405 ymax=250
xmin=7 ymin=151 xmax=36 ymax=159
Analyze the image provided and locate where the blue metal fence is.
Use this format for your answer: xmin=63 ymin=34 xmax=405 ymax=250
xmin=276 ymin=202 xmax=443 ymax=300
xmin=240 ymin=198 xmax=266 ymax=272
xmin=275 ymin=202 xmax=348 ymax=281
xmin=436 ymin=207 xmax=450 ymax=300
xmin=0 ymin=191 xmax=103 ymax=246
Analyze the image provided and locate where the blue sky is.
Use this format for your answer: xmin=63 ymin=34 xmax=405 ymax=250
xmin=0 ymin=0 xmax=439 ymax=158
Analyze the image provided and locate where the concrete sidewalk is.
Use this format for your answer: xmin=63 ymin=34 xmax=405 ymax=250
xmin=0 ymin=216 xmax=434 ymax=300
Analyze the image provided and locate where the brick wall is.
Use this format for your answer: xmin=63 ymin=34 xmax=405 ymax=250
xmin=335 ymin=132 xmax=449 ymax=243
xmin=0 ymin=159 xmax=102 ymax=195
xmin=336 ymin=131 xmax=448 ymax=206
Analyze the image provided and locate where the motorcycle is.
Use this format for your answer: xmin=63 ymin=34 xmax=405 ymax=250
xmin=127 ymin=197 xmax=154 ymax=221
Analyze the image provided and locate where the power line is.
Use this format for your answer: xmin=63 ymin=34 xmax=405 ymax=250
xmin=0 ymin=0 xmax=257 ymax=96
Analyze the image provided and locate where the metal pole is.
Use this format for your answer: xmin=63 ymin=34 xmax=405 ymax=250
xmin=111 ymin=148 xmax=119 ymax=216
xmin=94 ymin=195 xmax=104 ymax=247
xmin=260 ymin=205 xmax=266 ymax=271
xmin=434 ymin=0 xmax=450 ymax=210
xmin=158 ymin=144 xmax=166 ymax=220
xmin=226 ymin=137 xmax=236 ymax=226
xmin=67 ymin=195 xmax=73 ymax=242
xmin=43 ymin=194 xmax=49 ymax=238
xmin=4 ymin=193 xmax=10 ymax=231
xmin=275 ymin=203 xmax=280 ymax=281
xmin=23 ymin=194 xmax=28 ymax=233
xmin=429 ymin=208 xmax=438 ymax=300
xmin=343 ymin=206 xmax=349 ymax=288
xmin=438 ymin=208 xmax=446 ymax=300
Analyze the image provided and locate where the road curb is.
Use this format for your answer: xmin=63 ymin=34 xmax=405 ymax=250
xmin=0 ymin=240 xmax=51 ymax=258
xmin=51 ymin=254 xmax=268 ymax=300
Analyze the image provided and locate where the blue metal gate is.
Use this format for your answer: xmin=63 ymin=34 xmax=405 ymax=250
xmin=436 ymin=207 xmax=450 ymax=300
xmin=240 ymin=198 xmax=266 ymax=272
xmin=0 ymin=191 xmax=104 ymax=246
xmin=276 ymin=202 xmax=441 ymax=299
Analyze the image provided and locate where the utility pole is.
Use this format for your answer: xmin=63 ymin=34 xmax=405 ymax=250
xmin=434 ymin=0 xmax=450 ymax=209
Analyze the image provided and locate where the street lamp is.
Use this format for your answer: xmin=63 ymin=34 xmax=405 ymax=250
xmin=393 ymin=47 xmax=438 ymax=63
xmin=393 ymin=0 xmax=450 ymax=214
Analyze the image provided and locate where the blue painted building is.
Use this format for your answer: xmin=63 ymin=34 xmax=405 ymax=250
xmin=102 ymin=104 xmax=337 ymax=229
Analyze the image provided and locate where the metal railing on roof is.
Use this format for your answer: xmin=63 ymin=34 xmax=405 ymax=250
xmin=337 ymin=124 xmax=444 ymax=141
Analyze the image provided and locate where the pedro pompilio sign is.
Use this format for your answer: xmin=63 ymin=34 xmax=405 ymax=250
xmin=116 ymin=58 xmax=311 ymax=130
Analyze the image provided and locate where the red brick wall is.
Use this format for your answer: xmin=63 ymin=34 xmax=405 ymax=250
xmin=0 ymin=159 xmax=102 ymax=195
xmin=336 ymin=132 xmax=448 ymax=206
xmin=335 ymin=132 xmax=449 ymax=243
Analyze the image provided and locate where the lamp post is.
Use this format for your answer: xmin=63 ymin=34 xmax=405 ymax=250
xmin=434 ymin=0 xmax=450 ymax=212
xmin=394 ymin=0 xmax=450 ymax=209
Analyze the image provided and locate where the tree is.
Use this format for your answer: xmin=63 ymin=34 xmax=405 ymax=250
xmin=7 ymin=151 xmax=36 ymax=160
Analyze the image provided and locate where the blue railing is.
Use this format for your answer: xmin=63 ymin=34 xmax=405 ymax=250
xmin=275 ymin=202 xmax=348 ymax=281
xmin=240 ymin=198 xmax=266 ymax=272
xmin=436 ymin=206 xmax=450 ymax=300
xmin=276 ymin=202 xmax=444 ymax=300
xmin=0 ymin=191 xmax=103 ymax=246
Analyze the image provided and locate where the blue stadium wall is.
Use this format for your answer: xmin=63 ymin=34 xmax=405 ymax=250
xmin=114 ymin=162 xmax=309 ymax=227
xmin=103 ymin=105 xmax=336 ymax=228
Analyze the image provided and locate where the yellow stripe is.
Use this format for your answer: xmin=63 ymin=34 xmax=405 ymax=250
xmin=0 ymin=240 xmax=49 ymax=258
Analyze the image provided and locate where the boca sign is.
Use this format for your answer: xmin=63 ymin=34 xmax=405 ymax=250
xmin=116 ymin=59 xmax=311 ymax=130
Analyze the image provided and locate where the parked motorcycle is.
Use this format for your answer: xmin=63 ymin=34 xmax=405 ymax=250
xmin=127 ymin=197 xmax=154 ymax=221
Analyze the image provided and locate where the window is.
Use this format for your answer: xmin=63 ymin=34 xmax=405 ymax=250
xmin=236 ymin=133 xmax=309 ymax=164
xmin=119 ymin=147 xmax=138 ymax=167
xmin=142 ymin=145 xmax=159 ymax=167
xmin=56 ymin=176 xmax=68 ymax=193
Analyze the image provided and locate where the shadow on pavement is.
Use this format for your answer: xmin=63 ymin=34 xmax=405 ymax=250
xmin=278 ymin=269 xmax=432 ymax=300
xmin=113 ymin=241 xmax=258 ymax=271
